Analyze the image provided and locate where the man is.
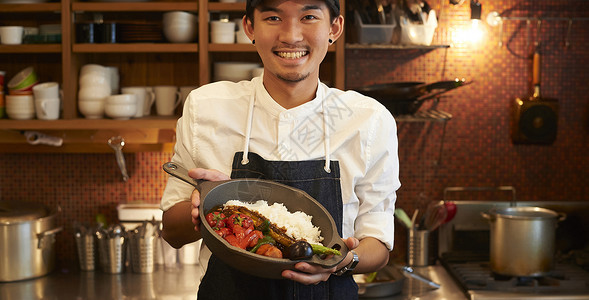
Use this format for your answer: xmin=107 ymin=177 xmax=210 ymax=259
xmin=160 ymin=0 xmax=400 ymax=298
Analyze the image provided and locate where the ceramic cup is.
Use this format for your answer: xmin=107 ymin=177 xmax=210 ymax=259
xmin=107 ymin=66 xmax=119 ymax=94
xmin=121 ymin=87 xmax=151 ymax=118
xmin=0 ymin=26 xmax=24 ymax=45
xmin=210 ymin=21 xmax=235 ymax=44
xmin=142 ymin=87 xmax=156 ymax=116
xmin=33 ymin=82 xmax=60 ymax=100
xmin=154 ymin=85 xmax=180 ymax=116
xmin=34 ymin=98 xmax=60 ymax=120
xmin=6 ymin=94 xmax=35 ymax=120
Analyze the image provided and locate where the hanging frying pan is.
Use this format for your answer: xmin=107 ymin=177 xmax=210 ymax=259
xmin=511 ymin=46 xmax=559 ymax=144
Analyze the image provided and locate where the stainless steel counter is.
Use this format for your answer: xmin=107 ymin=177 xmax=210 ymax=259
xmin=0 ymin=263 xmax=465 ymax=300
xmin=364 ymin=264 xmax=468 ymax=300
xmin=0 ymin=264 xmax=201 ymax=300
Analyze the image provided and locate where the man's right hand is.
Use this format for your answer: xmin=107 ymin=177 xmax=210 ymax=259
xmin=188 ymin=168 xmax=230 ymax=232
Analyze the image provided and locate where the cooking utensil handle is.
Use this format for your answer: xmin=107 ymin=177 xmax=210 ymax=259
xmin=37 ymin=226 xmax=63 ymax=248
xmin=401 ymin=266 xmax=441 ymax=289
xmin=443 ymin=186 xmax=516 ymax=206
xmin=162 ymin=162 xmax=203 ymax=190
xmin=533 ymin=49 xmax=541 ymax=86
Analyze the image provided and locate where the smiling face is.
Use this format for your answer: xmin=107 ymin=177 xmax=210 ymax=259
xmin=244 ymin=0 xmax=343 ymax=85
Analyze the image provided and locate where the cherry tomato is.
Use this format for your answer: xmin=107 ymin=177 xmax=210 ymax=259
xmin=206 ymin=212 xmax=226 ymax=229
xmin=226 ymin=213 xmax=253 ymax=228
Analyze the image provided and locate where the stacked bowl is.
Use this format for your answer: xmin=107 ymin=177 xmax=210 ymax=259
xmin=163 ymin=11 xmax=197 ymax=43
xmin=210 ymin=20 xmax=235 ymax=44
xmin=78 ymin=64 xmax=112 ymax=119
xmin=105 ymin=94 xmax=137 ymax=120
xmin=7 ymin=67 xmax=38 ymax=95
xmin=5 ymin=94 xmax=35 ymax=120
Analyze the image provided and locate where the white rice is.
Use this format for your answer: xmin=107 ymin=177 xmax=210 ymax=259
xmin=224 ymin=200 xmax=323 ymax=245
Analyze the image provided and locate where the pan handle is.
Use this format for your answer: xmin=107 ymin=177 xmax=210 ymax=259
xmin=163 ymin=162 xmax=204 ymax=190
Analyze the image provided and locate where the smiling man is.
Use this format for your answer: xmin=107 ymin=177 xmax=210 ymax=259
xmin=160 ymin=0 xmax=401 ymax=299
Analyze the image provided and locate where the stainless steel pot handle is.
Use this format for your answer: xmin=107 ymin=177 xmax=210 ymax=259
xmin=444 ymin=186 xmax=517 ymax=207
xmin=37 ymin=226 xmax=63 ymax=249
xmin=480 ymin=211 xmax=494 ymax=221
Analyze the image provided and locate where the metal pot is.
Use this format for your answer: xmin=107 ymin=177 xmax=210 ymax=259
xmin=481 ymin=206 xmax=566 ymax=277
xmin=0 ymin=201 xmax=62 ymax=282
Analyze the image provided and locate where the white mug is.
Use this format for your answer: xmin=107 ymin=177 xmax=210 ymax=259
xmin=178 ymin=86 xmax=197 ymax=106
xmin=33 ymin=82 xmax=60 ymax=100
xmin=154 ymin=85 xmax=180 ymax=116
xmin=35 ymin=98 xmax=60 ymax=120
xmin=0 ymin=26 xmax=24 ymax=45
xmin=142 ymin=86 xmax=156 ymax=116
xmin=121 ymin=86 xmax=150 ymax=118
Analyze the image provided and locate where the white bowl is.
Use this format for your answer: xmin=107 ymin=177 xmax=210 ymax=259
xmin=236 ymin=30 xmax=251 ymax=44
xmin=79 ymin=73 xmax=110 ymax=87
xmin=78 ymin=85 xmax=111 ymax=102
xmin=105 ymin=103 xmax=137 ymax=120
xmin=106 ymin=94 xmax=137 ymax=105
xmin=163 ymin=11 xmax=197 ymax=25
xmin=210 ymin=20 xmax=235 ymax=33
xmin=78 ymin=100 xmax=105 ymax=119
xmin=79 ymin=64 xmax=109 ymax=80
xmin=214 ymin=62 xmax=261 ymax=82
xmin=164 ymin=24 xmax=197 ymax=43
xmin=6 ymin=94 xmax=34 ymax=105
xmin=6 ymin=110 xmax=35 ymax=120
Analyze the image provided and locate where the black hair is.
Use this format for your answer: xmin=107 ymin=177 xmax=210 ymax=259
xmin=245 ymin=0 xmax=340 ymax=25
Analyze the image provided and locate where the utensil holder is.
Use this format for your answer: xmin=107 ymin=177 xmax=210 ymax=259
xmin=129 ymin=235 xmax=156 ymax=273
xmin=407 ymin=229 xmax=430 ymax=266
xmin=98 ymin=236 xmax=127 ymax=273
xmin=75 ymin=234 xmax=96 ymax=271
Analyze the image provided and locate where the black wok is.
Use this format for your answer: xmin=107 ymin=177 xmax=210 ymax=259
xmin=356 ymin=80 xmax=470 ymax=116
xmin=162 ymin=162 xmax=348 ymax=279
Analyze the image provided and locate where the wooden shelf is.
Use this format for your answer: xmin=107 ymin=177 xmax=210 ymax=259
xmin=73 ymin=43 xmax=198 ymax=53
xmin=346 ymin=44 xmax=450 ymax=50
xmin=208 ymin=2 xmax=245 ymax=11
xmin=71 ymin=2 xmax=197 ymax=12
xmin=0 ymin=118 xmax=178 ymax=130
xmin=0 ymin=44 xmax=61 ymax=53
xmin=0 ymin=3 xmax=61 ymax=12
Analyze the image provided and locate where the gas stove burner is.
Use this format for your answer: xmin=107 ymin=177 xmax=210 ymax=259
xmin=442 ymin=260 xmax=589 ymax=294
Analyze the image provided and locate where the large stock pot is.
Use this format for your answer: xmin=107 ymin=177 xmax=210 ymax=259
xmin=0 ymin=201 xmax=62 ymax=282
xmin=481 ymin=206 xmax=565 ymax=277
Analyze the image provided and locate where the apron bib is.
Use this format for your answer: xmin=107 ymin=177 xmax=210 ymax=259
xmin=197 ymin=153 xmax=358 ymax=300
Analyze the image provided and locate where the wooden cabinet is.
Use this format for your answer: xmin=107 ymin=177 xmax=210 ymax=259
xmin=0 ymin=0 xmax=346 ymax=152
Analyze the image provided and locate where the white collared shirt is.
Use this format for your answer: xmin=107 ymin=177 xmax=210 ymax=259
xmin=161 ymin=76 xmax=400 ymax=252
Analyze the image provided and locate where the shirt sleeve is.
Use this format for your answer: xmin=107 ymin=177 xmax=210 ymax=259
xmin=160 ymin=93 xmax=200 ymax=212
xmin=354 ymin=108 xmax=400 ymax=251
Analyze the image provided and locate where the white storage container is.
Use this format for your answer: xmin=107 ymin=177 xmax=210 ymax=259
xmin=354 ymin=11 xmax=396 ymax=44
xmin=399 ymin=10 xmax=438 ymax=46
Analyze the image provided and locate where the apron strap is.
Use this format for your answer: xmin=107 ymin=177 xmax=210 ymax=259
xmin=242 ymin=79 xmax=331 ymax=173
xmin=242 ymin=91 xmax=256 ymax=165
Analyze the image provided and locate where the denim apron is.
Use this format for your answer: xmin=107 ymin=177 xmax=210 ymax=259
xmin=197 ymin=87 xmax=358 ymax=300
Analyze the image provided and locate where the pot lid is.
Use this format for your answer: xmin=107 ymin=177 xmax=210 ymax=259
xmin=0 ymin=201 xmax=47 ymax=223
xmin=492 ymin=206 xmax=559 ymax=219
